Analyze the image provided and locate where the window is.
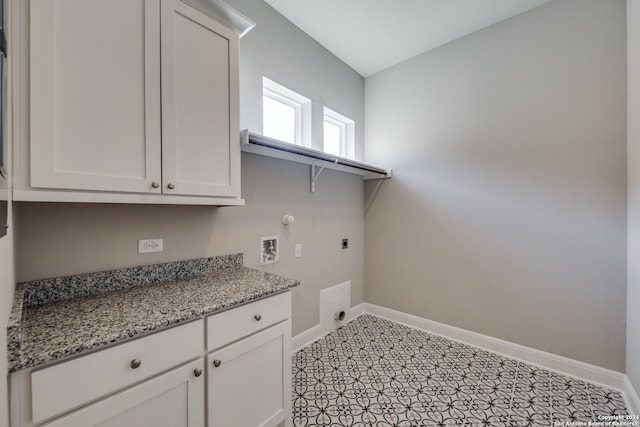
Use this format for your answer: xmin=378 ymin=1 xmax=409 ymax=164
xmin=262 ymin=77 xmax=311 ymax=147
xmin=262 ymin=78 xmax=357 ymax=160
xmin=323 ymin=107 xmax=355 ymax=159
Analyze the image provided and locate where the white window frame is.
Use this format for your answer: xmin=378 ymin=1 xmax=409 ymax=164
xmin=262 ymin=77 xmax=311 ymax=148
xmin=323 ymin=107 xmax=355 ymax=160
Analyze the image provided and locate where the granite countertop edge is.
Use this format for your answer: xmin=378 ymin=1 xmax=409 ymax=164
xmin=7 ymin=285 xmax=25 ymax=371
xmin=8 ymin=256 xmax=300 ymax=373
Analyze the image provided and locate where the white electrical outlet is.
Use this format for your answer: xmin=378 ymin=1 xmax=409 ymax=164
xmin=294 ymin=243 xmax=302 ymax=258
xmin=138 ymin=239 xmax=163 ymax=254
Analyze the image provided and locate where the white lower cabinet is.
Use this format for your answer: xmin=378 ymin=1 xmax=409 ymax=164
xmin=207 ymin=321 xmax=292 ymax=427
xmin=205 ymin=292 xmax=292 ymax=427
xmin=10 ymin=292 xmax=293 ymax=427
xmin=41 ymin=359 xmax=205 ymax=427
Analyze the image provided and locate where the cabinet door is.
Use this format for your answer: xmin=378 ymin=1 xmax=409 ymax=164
xmin=161 ymin=0 xmax=240 ymax=197
xmin=41 ymin=359 xmax=205 ymax=427
xmin=30 ymin=0 xmax=162 ymax=193
xmin=207 ymin=320 xmax=292 ymax=427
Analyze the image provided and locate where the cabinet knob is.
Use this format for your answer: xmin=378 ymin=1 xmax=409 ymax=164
xmin=130 ymin=359 xmax=142 ymax=369
xmin=193 ymin=368 xmax=203 ymax=377
xmin=167 ymin=183 xmax=175 ymax=190
xmin=151 ymin=181 xmax=160 ymax=189
xmin=212 ymin=359 xmax=222 ymax=368
xmin=254 ymin=314 xmax=262 ymax=321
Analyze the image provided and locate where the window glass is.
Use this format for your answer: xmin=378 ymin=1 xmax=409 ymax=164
xmin=323 ymin=107 xmax=355 ymax=159
xmin=263 ymin=96 xmax=296 ymax=144
xmin=323 ymin=120 xmax=342 ymax=156
xmin=262 ymin=77 xmax=311 ymax=147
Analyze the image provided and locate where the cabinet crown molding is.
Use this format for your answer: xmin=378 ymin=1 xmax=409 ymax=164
xmin=180 ymin=0 xmax=255 ymax=36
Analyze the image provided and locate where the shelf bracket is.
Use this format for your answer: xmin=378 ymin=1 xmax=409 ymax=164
xmin=365 ymin=178 xmax=386 ymax=214
xmin=311 ymin=163 xmax=326 ymax=193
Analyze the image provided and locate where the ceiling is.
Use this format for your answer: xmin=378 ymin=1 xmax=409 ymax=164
xmin=264 ymin=0 xmax=553 ymax=77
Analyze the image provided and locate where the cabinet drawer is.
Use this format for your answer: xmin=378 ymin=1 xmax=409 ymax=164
xmin=206 ymin=292 xmax=291 ymax=351
xmin=41 ymin=359 xmax=205 ymax=427
xmin=31 ymin=320 xmax=204 ymax=424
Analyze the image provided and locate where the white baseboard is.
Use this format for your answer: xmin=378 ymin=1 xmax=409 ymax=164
xmin=624 ymin=375 xmax=640 ymax=415
xmin=292 ymin=324 xmax=326 ymax=353
xmin=292 ymin=303 xmax=635 ymax=410
xmin=291 ymin=303 xmax=366 ymax=352
xmin=363 ymin=303 xmax=625 ymax=391
xmin=347 ymin=302 xmax=366 ymax=320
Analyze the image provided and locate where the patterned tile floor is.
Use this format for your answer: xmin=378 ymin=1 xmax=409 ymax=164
xmin=292 ymin=315 xmax=630 ymax=427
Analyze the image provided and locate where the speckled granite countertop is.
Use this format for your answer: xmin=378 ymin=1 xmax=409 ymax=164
xmin=7 ymin=254 xmax=299 ymax=373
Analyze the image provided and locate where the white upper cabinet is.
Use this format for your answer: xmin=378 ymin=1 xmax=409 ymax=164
xmin=161 ymin=0 xmax=239 ymax=197
xmin=18 ymin=0 xmax=251 ymax=204
xmin=29 ymin=0 xmax=162 ymax=194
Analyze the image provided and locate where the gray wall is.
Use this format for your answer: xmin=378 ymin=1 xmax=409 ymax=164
xmin=15 ymin=0 xmax=365 ymax=337
xmin=364 ymin=0 xmax=627 ymax=371
xmin=228 ymin=0 xmax=365 ymax=159
xmin=628 ymin=0 xmax=640 ymax=396
xmin=17 ymin=154 xmax=364 ymax=336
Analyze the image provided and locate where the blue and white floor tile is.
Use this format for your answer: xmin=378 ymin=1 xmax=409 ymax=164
xmin=292 ymin=314 xmax=629 ymax=427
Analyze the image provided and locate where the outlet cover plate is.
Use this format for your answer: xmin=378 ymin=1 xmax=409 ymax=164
xmin=138 ymin=239 xmax=163 ymax=254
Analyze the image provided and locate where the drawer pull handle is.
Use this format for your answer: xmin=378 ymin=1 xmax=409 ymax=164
xmin=151 ymin=181 xmax=160 ymax=189
xmin=254 ymin=314 xmax=262 ymax=321
xmin=167 ymin=183 xmax=175 ymax=190
xmin=213 ymin=359 xmax=222 ymax=368
xmin=193 ymin=368 xmax=203 ymax=377
xmin=130 ymin=359 xmax=142 ymax=369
